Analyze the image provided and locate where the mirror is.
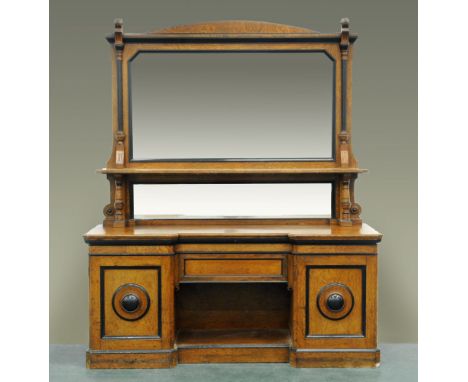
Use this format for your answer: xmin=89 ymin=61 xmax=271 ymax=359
xmin=129 ymin=52 xmax=334 ymax=161
xmin=132 ymin=183 xmax=333 ymax=219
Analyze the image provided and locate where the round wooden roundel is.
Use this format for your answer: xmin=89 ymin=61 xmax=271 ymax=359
xmin=112 ymin=283 xmax=150 ymax=321
xmin=316 ymin=283 xmax=354 ymax=321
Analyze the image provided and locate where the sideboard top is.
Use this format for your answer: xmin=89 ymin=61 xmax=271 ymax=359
xmin=84 ymin=222 xmax=382 ymax=244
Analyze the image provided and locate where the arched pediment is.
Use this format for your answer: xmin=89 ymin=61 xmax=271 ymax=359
xmin=151 ymin=20 xmax=318 ymax=34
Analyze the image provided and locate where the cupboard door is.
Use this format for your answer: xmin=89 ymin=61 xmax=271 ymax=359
xmin=89 ymin=255 xmax=175 ymax=350
xmin=292 ymin=255 xmax=377 ymax=349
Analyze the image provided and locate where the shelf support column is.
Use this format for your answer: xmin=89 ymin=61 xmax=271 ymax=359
xmin=339 ymin=18 xmax=351 ymax=168
xmin=112 ymin=174 xmax=127 ymax=227
xmin=338 ymin=174 xmax=352 ymax=226
xmin=108 ymin=18 xmax=126 ymax=168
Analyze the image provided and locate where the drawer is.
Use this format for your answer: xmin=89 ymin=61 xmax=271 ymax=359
xmin=178 ymin=254 xmax=287 ymax=282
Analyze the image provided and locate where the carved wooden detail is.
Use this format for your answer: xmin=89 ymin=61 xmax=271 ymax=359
xmin=114 ymin=132 xmax=126 ymax=167
xmin=113 ymin=175 xmax=126 ymax=227
xmin=102 ymin=175 xmax=116 ymax=227
xmin=350 ymin=177 xmax=363 ymax=224
xmin=114 ymin=18 xmax=124 ymax=56
xmin=338 ymin=175 xmax=352 ymax=226
xmin=103 ymin=203 xmax=115 ymax=217
xmin=339 ymin=132 xmax=350 ymax=167
xmin=337 ymin=173 xmax=362 ymax=226
xmin=339 ymin=18 xmax=350 ymax=56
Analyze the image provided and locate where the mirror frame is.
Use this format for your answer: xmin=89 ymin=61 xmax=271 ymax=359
xmin=100 ymin=20 xmax=366 ymax=228
xmin=127 ymin=50 xmax=337 ymax=162
xmin=104 ymin=20 xmax=359 ymax=175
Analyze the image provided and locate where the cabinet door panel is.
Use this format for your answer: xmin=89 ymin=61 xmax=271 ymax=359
xmin=89 ymin=255 xmax=175 ymax=350
xmin=103 ymin=267 xmax=160 ymax=338
xmin=293 ymin=255 xmax=377 ymax=349
xmin=306 ymin=266 xmax=363 ymax=337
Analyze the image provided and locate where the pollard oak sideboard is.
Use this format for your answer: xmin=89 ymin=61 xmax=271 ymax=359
xmin=84 ymin=19 xmax=382 ymax=369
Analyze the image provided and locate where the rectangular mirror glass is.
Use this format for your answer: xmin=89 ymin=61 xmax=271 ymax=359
xmin=129 ymin=52 xmax=334 ymax=161
xmin=132 ymin=183 xmax=333 ymax=219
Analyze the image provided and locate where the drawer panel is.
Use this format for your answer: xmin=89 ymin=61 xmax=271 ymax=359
xmin=179 ymin=254 xmax=287 ymax=282
xmin=185 ymin=259 xmax=283 ymax=276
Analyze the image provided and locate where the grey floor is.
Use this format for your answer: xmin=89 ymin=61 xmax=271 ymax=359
xmin=50 ymin=344 xmax=417 ymax=382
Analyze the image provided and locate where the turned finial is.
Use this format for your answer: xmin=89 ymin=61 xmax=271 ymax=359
xmin=340 ymin=18 xmax=350 ymax=52
xmin=340 ymin=18 xmax=350 ymax=32
xmin=114 ymin=18 xmax=124 ymax=50
xmin=114 ymin=18 xmax=123 ymax=32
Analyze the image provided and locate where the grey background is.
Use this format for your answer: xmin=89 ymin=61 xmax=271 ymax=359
xmin=50 ymin=0 xmax=417 ymax=344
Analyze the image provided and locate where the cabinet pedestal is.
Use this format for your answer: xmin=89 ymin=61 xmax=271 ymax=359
xmin=85 ymin=223 xmax=381 ymax=368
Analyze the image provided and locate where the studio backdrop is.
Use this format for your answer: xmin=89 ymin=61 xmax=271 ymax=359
xmin=50 ymin=0 xmax=417 ymax=344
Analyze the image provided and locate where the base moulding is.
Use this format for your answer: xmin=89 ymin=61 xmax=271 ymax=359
xmin=86 ymin=347 xmax=380 ymax=368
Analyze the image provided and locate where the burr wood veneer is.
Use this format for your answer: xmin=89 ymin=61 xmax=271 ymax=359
xmin=84 ymin=19 xmax=382 ymax=368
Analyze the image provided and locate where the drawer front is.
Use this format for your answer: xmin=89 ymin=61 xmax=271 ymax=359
xmin=179 ymin=254 xmax=287 ymax=282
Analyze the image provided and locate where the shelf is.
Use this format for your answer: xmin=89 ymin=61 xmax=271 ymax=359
xmin=106 ymin=33 xmax=358 ymax=44
xmin=176 ymin=328 xmax=290 ymax=348
xmin=176 ymin=329 xmax=291 ymax=363
xmin=98 ymin=167 xmax=368 ymax=175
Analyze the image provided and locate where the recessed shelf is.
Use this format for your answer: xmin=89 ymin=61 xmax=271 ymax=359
xmin=176 ymin=328 xmax=290 ymax=348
